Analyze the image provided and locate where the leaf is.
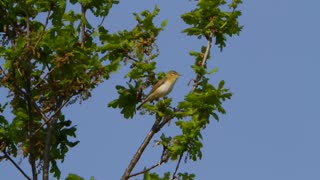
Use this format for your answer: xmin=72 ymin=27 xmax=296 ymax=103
xmin=207 ymin=67 xmax=218 ymax=74
xmin=161 ymin=19 xmax=168 ymax=28
xmin=218 ymin=80 xmax=225 ymax=90
xmin=65 ymin=174 xmax=84 ymax=180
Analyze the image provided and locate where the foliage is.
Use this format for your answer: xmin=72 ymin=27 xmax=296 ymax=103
xmin=0 ymin=0 xmax=242 ymax=180
xmin=0 ymin=0 xmax=121 ymax=179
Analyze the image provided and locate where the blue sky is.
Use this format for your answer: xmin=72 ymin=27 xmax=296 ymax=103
xmin=1 ymin=0 xmax=320 ymax=179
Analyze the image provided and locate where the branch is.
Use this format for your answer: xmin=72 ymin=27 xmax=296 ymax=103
xmin=2 ymin=59 xmax=50 ymax=124
xmin=128 ymin=161 xmax=163 ymax=178
xmin=33 ymin=9 xmax=51 ymax=53
xmin=121 ymin=116 xmax=162 ymax=180
xmin=128 ymin=141 xmax=170 ymax=178
xmin=24 ymin=9 xmax=39 ymax=180
xmin=9 ymin=72 xmax=50 ymax=124
xmin=15 ymin=86 xmax=50 ymax=123
xmin=125 ymin=54 xmax=139 ymax=62
xmin=31 ymin=93 xmax=74 ymax=137
xmin=192 ymin=32 xmax=214 ymax=92
xmin=81 ymin=4 xmax=87 ymax=45
xmin=2 ymin=150 xmax=31 ymax=180
xmin=171 ymin=153 xmax=184 ymax=180
xmin=33 ymin=66 xmax=56 ymax=89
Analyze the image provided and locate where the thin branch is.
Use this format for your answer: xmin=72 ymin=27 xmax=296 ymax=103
xmin=125 ymin=54 xmax=139 ymax=62
xmin=98 ymin=15 xmax=106 ymax=27
xmin=24 ymin=8 xmax=39 ymax=180
xmin=171 ymin=153 xmax=184 ymax=180
xmin=42 ymin=96 xmax=63 ymax=180
xmin=128 ymin=142 xmax=170 ymax=178
xmin=31 ymin=93 xmax=75 ymax=137
xmin=2 ymin=150 xmax=32 ymax=180
xmin=2 ymin=58 xmax=50 ymax=124
xmin=121 ymin=116 xmax=162 ymax=180
xmin=32 ymin=66 xmax=56 ymax=89
xmin=33 ymin=9 xmax=51 ymax=53
xmin=15 ymin=86 xmax=50 ymax=123
xmin=81 ymin=4 xmax=87 ymax=45
xmin=128 ymin=161 xmax=163 ymax=178
xmin=192 ymin=32 xmax=214 ymax=92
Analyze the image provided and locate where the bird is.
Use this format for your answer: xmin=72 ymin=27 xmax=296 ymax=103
xmin=136 ymin=71 xmax=181 ymax=110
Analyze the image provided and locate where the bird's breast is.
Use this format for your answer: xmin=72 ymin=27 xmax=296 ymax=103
xmin=155 ymin=81 xmax=175 ymax=97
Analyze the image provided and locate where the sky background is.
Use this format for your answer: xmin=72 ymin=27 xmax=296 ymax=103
xmin=1 ymin=0 xmax=320 ymax=179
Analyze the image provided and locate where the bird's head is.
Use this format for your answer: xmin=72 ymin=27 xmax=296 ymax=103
xmin=166 ymin=71 xmax=181 ymax=80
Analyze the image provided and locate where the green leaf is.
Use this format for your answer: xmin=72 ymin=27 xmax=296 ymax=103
xmin=161 ymin=20 xmax=168 ymax=28
xmin=107 ymin=84 xmax=137 ymax=119
xmin=207 ymin=67 xmax=218 ymax=74
xmin=218 ymin=80 xmax=225 ymax=90
xmin=65 ymin=174 xmax=84 ymax=180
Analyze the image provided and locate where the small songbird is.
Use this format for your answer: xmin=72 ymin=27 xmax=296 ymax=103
xmin=136 ymin=71 xmax=181 ymax=110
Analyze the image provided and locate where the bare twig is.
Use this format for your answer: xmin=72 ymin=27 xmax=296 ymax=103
xmin=98 ymin=15 xmax=106 ymax=27
xmin=171 ymin=153 xmax=184 ymax=180
xmin=128 ymin=141 xmax=170 ymax=178
xmin=128 ymin=161 xmax=163 ymax=178
xmin=125 ymin=54 xmax=139 ymax=62
xmin=121 ymin=116 xmax=162 ymax=180
xmin=2 ymin=150 xmax=31 ymax=180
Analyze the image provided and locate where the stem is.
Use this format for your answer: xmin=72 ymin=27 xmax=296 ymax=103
xmin=25 ymin=8 xmax=38 ymax=180
xmin=171 ymin=153 xmax=183 ymax=180
xmin=33 ymin=9 xmax=51 ymax=53
xmin=81 ymin=4 xmax=87 ymax=45
xmin=128 ymin=161 xmax=162 ymax=178
xmin=192 ymin=32 xmax=214 ymax=92
xmin=42 ymin=98 xmax=62 ymax=180
xmin=121 ymin=116 xmax=162 ymax=180
xmin=31 ymin=94 xmax=73 ymax=137
xmin=128 ymin=142 xmax=170 ymax=178
xmin=2 ymin=151 xmax=32 ymax=180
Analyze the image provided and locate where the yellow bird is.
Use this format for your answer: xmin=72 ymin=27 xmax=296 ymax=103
xmin=136 ymin=71 xmax=181 ymax=110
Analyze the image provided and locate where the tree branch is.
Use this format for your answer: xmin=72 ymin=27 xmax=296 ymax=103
xmin=24 ymin=8 xmax=39 ymax=180
xmin=42 ymin=97 xmax=63 ymax=180
xmin=192 ymin=32 xmax=214 ymax=92
xmin=171 ymin=153 xmax=184 ymax=180
xmin=121 ymin=116 xmax=162 ymax=180
xmin=81 ymin=4 xmax=87 ymax=46
xmin=31 ymin=93 xmax=74 ymax=137
xmin=2 ymin=150 xmax=31 ymax=180
xmin=128 ymin=161 xmax=162 ymax=178
xmin=33 ymin=9 xmax=51 ymax=53
xmin=128 ymin=140 xmax=170 ymax=178
xmin=33 ymin=66 xmax=56 ymax=89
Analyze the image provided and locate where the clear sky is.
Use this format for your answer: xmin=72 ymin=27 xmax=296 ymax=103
xmin=1 ymin=0 xmax=320 ymax=179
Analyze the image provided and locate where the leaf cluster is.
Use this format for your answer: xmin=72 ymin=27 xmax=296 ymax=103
xmin=181 ymin=0 xmax=243 ymax=51
xmin=107 ymin=6 xmax=168 ymax=118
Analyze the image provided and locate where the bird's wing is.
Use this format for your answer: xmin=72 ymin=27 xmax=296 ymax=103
xmin=147 ymin=76 xmax=167 ymax=96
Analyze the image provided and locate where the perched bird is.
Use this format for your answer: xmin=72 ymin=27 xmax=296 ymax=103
xmin=136 ymin=71 xmax=181 ymax=110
